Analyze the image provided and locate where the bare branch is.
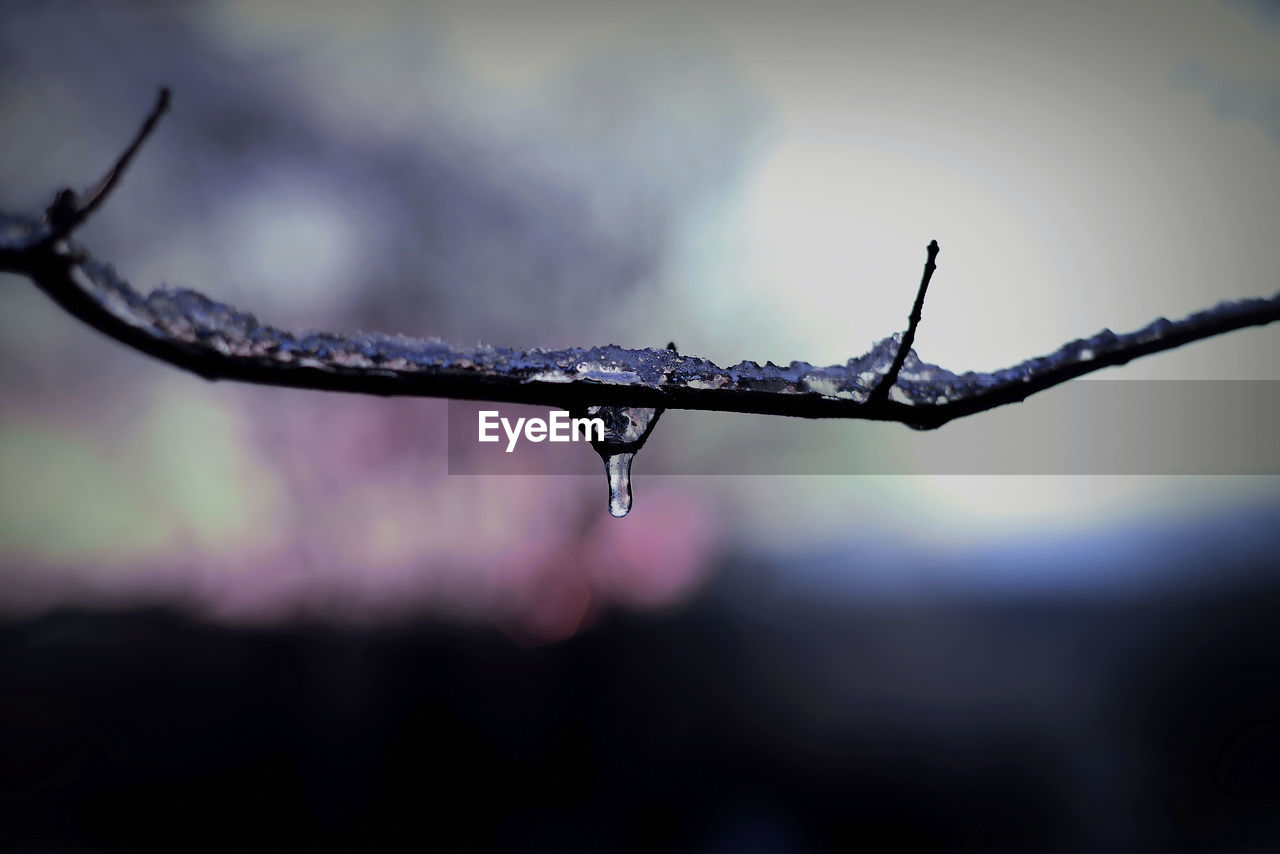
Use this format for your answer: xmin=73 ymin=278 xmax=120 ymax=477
xmin=2 ymin=90 xmax=1279 ymax=432
xmin=41 ymin=88 xmax=171 ymax=245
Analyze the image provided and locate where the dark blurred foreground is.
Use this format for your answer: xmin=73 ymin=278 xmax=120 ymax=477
xmin=5 ymin=555 xmax=1280 ymax=854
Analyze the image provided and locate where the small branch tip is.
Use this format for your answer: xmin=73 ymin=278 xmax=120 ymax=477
xmin=869 ymin=237 xmax=943 ymax=404
xmin=39 ymin=86 xmax=174 ymax=244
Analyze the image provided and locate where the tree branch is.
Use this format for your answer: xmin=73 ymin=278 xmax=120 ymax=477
xmin=3 ymin=90 xmax=1279 ymax=432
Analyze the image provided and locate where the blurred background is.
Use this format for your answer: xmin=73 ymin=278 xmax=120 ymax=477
xmin=1 ymin=0 xmax=1279 ymax=849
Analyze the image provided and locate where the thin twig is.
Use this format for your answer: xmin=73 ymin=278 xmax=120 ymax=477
xmin=869 ymin=239 xmax=939 ymax=405
xmin=41 ymin=87 xmax=171 ymax=244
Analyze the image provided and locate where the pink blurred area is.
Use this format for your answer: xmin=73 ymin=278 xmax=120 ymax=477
xmin=0 ymin=382 xmax=723 ymax=641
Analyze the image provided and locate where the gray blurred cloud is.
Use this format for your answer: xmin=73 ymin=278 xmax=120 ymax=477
xmin=1230 ymin=0 xmax=1280 ymax=26
xmin=1173 ymin=60 xmax=1280 ymax=147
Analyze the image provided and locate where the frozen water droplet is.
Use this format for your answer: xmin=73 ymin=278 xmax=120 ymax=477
xmin=605 ymin=452 xmax=634 ymax=518
xmin=574 ymin=403 xmax=663 ymax=518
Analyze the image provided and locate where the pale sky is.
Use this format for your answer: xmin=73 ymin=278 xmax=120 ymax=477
xmin=402 ymin=0 xmax=1280 ymax=379
xmin=204 ymin=0 xmax=1280 ymax=377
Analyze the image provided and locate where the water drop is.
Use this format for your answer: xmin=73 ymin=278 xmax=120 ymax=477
xmin=573 ymin=402 xmax=663 ymax=518
xmin=605 ymin=452 xmax=634 ymax=518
